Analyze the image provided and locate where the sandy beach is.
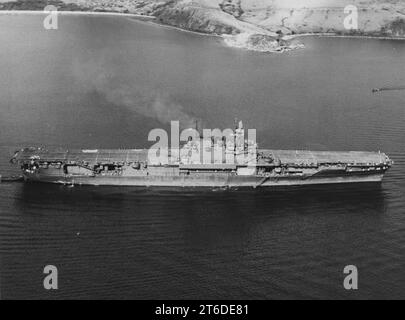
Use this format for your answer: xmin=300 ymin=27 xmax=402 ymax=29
xmin=0 ymin=9 xmax=155 ymax=20
xmin=2 ymin=0 xmax=405 ymax=53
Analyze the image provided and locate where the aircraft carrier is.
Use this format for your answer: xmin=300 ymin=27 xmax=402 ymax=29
xmin=9 ymin=122 xmax=392 ymax=188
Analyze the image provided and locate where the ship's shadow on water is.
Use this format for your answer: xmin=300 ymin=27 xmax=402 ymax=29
xmin=13 ymin=182 xmax=388 ymax=218
xmin=12 ymin=182 xmax=389 ymax=250
xmin=2 ymin=182 xmax=392 ymax=299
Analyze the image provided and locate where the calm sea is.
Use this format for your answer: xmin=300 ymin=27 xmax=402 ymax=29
xmin=0 ymin=14 xmax=404 ymax=299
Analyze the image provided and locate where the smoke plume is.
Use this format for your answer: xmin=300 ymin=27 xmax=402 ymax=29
xmin=71 ymin=52 xmax=199 ymax=130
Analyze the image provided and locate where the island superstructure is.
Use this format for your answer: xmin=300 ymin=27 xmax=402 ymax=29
xmin=10 ymin=122 xmax=392 ymax=188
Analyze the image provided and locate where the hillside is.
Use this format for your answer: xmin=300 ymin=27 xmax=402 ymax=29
xmin=2 ymin=0 xmax=405 ymax=51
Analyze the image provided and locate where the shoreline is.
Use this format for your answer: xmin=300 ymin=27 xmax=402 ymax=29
xmin=1 ymin=9 xmax=405 ymax=51
xmin=0 ymin=9 xmax=223 ymax=39
xmin=285 ymin=32 xmax=405 ymax=41
xmin=149 ymin=20 xmax=223 ymax=38
xmin=0 ymin=10 xmax=155 ymax=20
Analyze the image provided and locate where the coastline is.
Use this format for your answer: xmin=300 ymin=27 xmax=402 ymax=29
xmin=149 ymin=20 xmax=223 ymax=38
xmin=0 ymin=9 xmax=223 ymax=39
xmin=0 ymin=10 xmax=155 ymax=20
xmin=285 ymin=32 xmax=405 ymax=41
xmin=2 ymin=8 xmax=405 ymax=53
xmin=0 ymin=9 xmax=290 ymax=52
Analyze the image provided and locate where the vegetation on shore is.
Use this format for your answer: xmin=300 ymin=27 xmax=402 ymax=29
xmin=2 ymin=0 xmax=405 ymax=52
xmin=2 ymin=1 xmax=405 ymax=37
xmin=0 ymin=0 xmax=89 ymax=11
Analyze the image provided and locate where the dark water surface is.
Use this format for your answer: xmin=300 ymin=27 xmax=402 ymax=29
xmin=0 ymin=14 xmax=404 ymax=299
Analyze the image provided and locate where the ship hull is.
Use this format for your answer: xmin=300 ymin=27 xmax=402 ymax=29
xmin=22 ymin=171 xmax=385 ymax=188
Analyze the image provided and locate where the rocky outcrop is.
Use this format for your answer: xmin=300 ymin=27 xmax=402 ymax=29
xmin=4 ymin=0 xmax=405 ymax=38
xmin=223 ymin=32 xmax=304 ymax=53
xmin=219 ymin=0 xmax=243 ymax=18
xmin=382 ymin=18 xmax=405 ymax=37
xmin=3 ymin=0 xmax=405 ymax=52
xmin=153 ymin=1 xmax=270 ymax=35
xmin=154 ymin=3 xmax=240 ymax=35
xmin=5 ymin=0 xmax=405 ymax=38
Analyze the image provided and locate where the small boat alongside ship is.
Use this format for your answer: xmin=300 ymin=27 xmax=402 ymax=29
xmin=9 ymin=122 xmax=393 ymax=188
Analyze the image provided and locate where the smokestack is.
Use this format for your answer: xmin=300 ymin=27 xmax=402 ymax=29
xmin=195 ymin=119 xmax=202 ymax=138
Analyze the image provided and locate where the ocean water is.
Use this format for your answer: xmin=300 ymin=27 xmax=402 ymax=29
xmin=0 ymin=14 xmax=404 ymax=299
